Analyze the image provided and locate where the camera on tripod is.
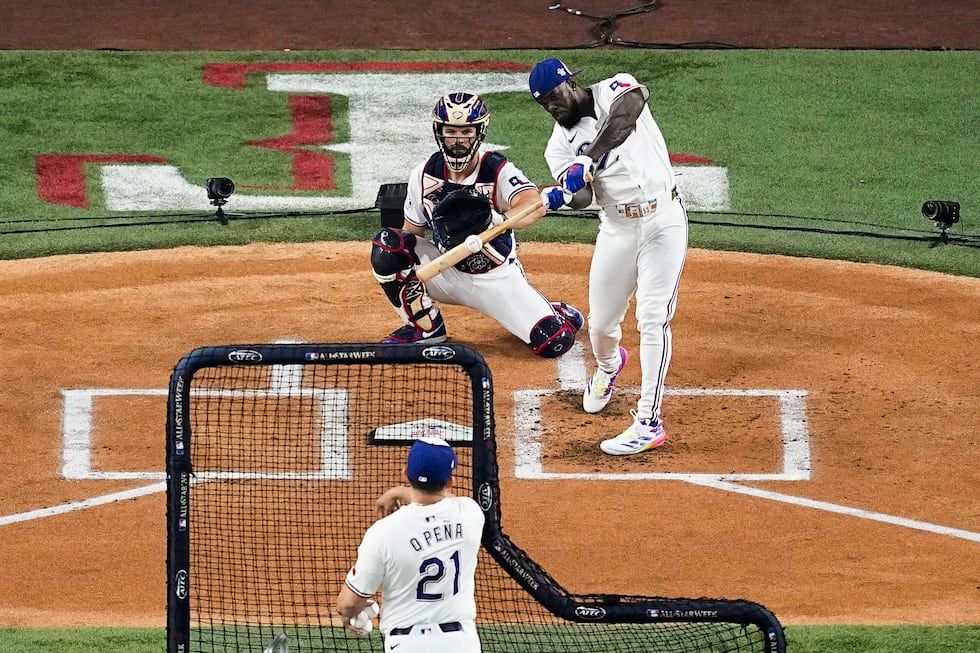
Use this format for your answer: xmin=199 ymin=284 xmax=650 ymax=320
xmin=205 ymin=177 xmax=237 ymax=225
xmin=921 ymin=200 xmax=960 ymax=229
xmin=206 ymin=177 xmax=236 ymax=207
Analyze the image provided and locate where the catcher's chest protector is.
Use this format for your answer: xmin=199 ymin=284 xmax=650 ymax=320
xmin=421 ymin=152 xmax=515 ymax=270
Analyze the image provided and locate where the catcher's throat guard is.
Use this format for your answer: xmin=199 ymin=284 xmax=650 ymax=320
xmin=431 ymin=188 xmax=493 ymax=251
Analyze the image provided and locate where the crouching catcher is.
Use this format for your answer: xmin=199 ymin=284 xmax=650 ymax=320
xmin=370 ymin=92 xmax=583 ymax=358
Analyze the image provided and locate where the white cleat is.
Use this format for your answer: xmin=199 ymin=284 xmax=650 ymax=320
xmin=582 ymin=346 xmax=628 ymax=414
xmin=600 ymin=410 xmax=667 ymax=455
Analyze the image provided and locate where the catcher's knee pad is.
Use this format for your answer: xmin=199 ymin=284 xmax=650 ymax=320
xmin=371 ymin=228 xmax=418 ymax=277
xmin=529 ymin=316 xmax=577 ymax=358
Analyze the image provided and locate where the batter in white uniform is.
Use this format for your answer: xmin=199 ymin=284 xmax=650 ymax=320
xmin=370 ymin=92 xmax=583 ymax=358
xmin=530 ymin=58 xmax=689 ymax=455
xmin=336 ymin=436 xmax=485 ymax=653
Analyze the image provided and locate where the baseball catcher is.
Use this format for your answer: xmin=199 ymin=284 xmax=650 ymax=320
xmin=369 ymin=91 xmax=583 ymax=358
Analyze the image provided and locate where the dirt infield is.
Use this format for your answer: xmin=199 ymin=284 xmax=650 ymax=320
xmin=1 ymin=0 xmax=978 ymax=633
xmin=1 ymin=243 xmax=977 ymax=627
xmin=2 ymin=1 xmax=978 ymax=50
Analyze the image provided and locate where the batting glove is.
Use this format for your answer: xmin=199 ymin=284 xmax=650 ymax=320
xmin=539 ymin=186 xmax=571 ymax=211
xmin=562 ymin=155 xmax=594 ymax=193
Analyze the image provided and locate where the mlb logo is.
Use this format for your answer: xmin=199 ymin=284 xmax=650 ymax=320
xmin=178 ymin=518 xmax=187 ymax=531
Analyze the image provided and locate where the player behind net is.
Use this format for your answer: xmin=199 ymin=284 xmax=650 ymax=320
xmin=336 ymin=436 xmax=485 ymax=652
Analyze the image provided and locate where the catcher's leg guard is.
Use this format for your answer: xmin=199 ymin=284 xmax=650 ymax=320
xmin=529 ymin=314 xmax=578 ymax=358
xmin=370 ymin=228 xmax=441 ymax=331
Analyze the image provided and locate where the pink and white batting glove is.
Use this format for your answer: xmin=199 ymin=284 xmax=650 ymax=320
xmin=562 ymin=155 xmax=594 ymax=193
xmin=539 ymin=186 xmax=571 ymax=210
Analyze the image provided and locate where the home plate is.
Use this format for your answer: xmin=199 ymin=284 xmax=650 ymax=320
xmin=369 ymin=418 xmax=472 ymax=444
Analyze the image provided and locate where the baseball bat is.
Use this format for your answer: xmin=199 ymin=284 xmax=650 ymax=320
xmin=415 ymin=200 xmax=544 ymax=283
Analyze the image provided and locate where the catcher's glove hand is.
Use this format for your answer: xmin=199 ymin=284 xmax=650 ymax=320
xmin=431 ymin=188 xmax=493 ymax=251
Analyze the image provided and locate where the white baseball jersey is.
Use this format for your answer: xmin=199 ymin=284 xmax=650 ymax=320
xmin=345 ymin=496 xmax=485 ymax=638
xmin=543 ymin=73 xmax=676 ymax=209
xmin=543 ymin=72 xmax=688 ymax=423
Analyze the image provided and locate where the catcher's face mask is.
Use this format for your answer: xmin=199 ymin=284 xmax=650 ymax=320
xmin=439 ymin=125 xmax=477 ymax=159
xmin=432 ymin=92 xmax=489 ymax=172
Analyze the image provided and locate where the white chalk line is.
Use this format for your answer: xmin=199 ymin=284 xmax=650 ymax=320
xmin=4 ymin=343 xmax=976 ymax=546
xmin=3 ymin=478 xmax=976 ymax=544
xmin=686 ymin=478 xmax=980 ymax=543
xmin=0 ymin=482 xmax=166 ymax=527
xmin=548 ymin=342 xmax=980 ymax=544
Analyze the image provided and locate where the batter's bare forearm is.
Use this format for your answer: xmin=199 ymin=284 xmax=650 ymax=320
xmin=585 ymin=90 xmax=645 ymax=160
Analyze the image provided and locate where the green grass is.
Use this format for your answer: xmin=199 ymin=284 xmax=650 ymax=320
xmin=0 ymin=628 xmax=164 ymax=653
xmin=4 ymin=624 xmax=980 ymax=652
xmin=0 ymin=49 xmax=976 ymax=651
xmin=0 ymin=49 xmax=977 ymax=275
xmin=786 ymin=624 xmax=980 ymax=652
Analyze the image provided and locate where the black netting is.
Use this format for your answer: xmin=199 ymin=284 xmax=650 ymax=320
xmin=166 ymin=344 xmax=784 ymax=653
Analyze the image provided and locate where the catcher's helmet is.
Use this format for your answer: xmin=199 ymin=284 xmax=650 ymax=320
xmin=432 ymin=92 xmax=490 ymax=172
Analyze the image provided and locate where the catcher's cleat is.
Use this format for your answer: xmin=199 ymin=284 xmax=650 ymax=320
xmin=600 ymin=409 xmax=666 ymax=455
xmin=583 ymin=345 xmax=628 ymax=413
xmin=384 ymin=314 xmax=448 ymax=344
xmin=551 ymin=302 xmax=584 ymax=331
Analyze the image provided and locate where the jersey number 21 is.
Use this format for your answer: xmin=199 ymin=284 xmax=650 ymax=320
xmin=417 ymin=550 xmax=460 ymax=601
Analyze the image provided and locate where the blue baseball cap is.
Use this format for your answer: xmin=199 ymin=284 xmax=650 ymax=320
xmin=529 ymin=58 xmax=581 ymax=99
xmin=406 ymin=436 xmax=458 ymax=484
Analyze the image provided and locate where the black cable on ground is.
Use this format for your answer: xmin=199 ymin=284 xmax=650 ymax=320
xmin=693 ymin=211 xmax=980 ymax=243
xmin=4 ymin=207 xmax=976 ymax=252
xmin=555 ymin=209 xmax=979 ymax=249
xmin=546 ymin=1 xmax=736 ymax=50
xmin=687 ymin=217 xmax=980 ymax=249
xmin=547 ymin=1 xmax=660 ymax=48
xmin=543 ymin=2 xmax=956 ymax=50
xmin=0 ymin=208 xmax=375 ymax=235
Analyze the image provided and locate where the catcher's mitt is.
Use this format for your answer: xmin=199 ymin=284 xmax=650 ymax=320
xmin=431 ymin=188 xmax=492 ymax=250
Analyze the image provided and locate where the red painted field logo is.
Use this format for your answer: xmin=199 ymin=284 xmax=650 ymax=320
xmin=34 ymin=61 xmax=728 ymax=212
xmin=35 ymin=154 xmax=169 ymax=208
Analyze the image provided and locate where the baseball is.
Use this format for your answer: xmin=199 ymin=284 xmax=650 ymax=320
xmin=350 ymin=602 xmax=379 ymax=634
xmin=464 ymin=234 xmax=483 ymax=253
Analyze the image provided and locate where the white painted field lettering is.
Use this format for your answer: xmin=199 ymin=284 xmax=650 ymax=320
xmin=93 ymin=67 xmax=728 ymax=212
